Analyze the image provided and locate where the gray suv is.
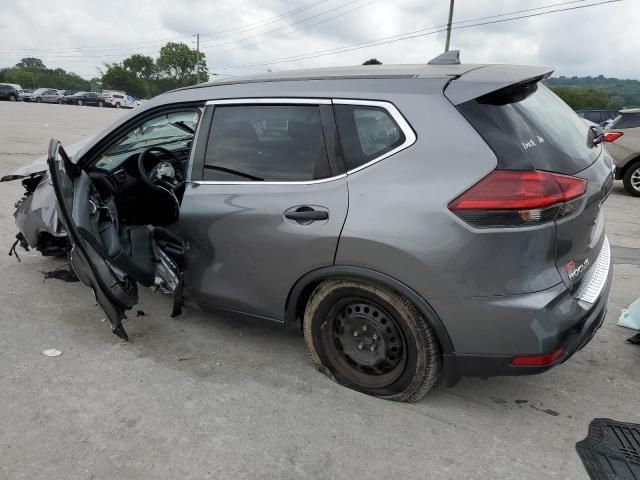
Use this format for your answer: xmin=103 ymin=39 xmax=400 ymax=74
xmin=4 ymin=58 xmax=614 ymax=402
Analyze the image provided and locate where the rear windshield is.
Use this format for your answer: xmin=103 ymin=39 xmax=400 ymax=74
xmin=457 ymin=83 xmax=599 ymax=174
xmin=609 ymin=112 xmax=640 ymax=129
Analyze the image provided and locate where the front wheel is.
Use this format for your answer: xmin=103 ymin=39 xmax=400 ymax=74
xmin=77 ymin=100 xmax=83 ymax=106
xmin=623 ymin=161 xmax=640 ymax=197
xmin=9 ymin=94 xmax=16 ymax=101
xmin=98 ymin=101 xmax=104 ymax=107
xmin=303 ymin=279 xmax=441 ymax=402
xmin=57 ymin=99 xmax=62 ymax=104
xmin=35 ymin=97 xmax=42 ymax=103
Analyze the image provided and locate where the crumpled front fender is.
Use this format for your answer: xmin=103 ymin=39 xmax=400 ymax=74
xmin=15 ymin=170 xmax=67 ymax=249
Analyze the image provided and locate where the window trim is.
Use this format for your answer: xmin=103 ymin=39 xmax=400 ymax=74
xmin=192 ymin=98 xmax=416 ymax=185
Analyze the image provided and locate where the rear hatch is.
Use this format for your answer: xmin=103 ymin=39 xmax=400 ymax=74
xmin=449 ymin=72 xmax=614 ymax=294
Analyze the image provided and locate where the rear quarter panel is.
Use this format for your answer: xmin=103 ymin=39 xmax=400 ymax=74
xmin=335 ymin=91 xmax=564 ymax=299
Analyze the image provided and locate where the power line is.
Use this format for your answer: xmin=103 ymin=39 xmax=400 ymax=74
xmin=0 ymin=0 xmax=592 ymax=62
xmin=0 ymin=0 xmax=328 ymax=53
xmin=208 ymin=0 xmax=621 ymax=70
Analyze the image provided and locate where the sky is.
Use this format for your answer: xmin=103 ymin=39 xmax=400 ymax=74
xmin=0 ymin=0 xmax=637 ymax=80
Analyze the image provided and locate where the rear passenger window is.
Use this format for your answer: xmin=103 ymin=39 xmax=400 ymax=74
xmin=203 ymin=105 xmax=331 ymax=182
xmin=334 ymin=104 xmax=405 ymax=171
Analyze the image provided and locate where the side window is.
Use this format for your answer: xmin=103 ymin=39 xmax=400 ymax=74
xmin=613 ymin=113 xmax=640 ymax=129
xmin=203 ymin=105 xmax=331 ymax=182
xmin=334 ymin=104 xmax=406 ymax=171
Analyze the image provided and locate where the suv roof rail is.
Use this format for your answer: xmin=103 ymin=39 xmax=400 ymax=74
xmin=428 ymin=50 xmax=460 ymax=65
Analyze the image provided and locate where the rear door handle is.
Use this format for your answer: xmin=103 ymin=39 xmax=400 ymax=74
xmin=284 ymin=208 xmax=329 ymax=222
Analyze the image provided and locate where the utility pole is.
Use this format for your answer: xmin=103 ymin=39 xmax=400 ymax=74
xmin=194 ymin=33 xmax=200 ymax=84
xmin=444 ymin=0 xmax=455 ymax=52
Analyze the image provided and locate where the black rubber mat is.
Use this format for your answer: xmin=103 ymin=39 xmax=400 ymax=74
xmin=576 ymin=418 xmax=640 ymax=479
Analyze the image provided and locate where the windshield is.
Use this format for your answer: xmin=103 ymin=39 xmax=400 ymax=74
xmin=96 ymin=110 xmax=200 ymax=170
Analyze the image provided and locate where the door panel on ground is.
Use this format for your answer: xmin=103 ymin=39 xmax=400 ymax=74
xmin=179 ymin=180 xmax=348 ymax=320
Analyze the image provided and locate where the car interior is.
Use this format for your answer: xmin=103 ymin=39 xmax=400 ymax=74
xmin=50 ymin=109 xmax=202 ymax=324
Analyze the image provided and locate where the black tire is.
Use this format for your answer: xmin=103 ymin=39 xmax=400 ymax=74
xmin=115 ymin=102 xmax=121 ymax=109
xmin=57 ymin=99 xmax=62 ymax=104
xmin=77 ymin=100 xmax=83 ymax=106
xmin=9 ymin=94 xmax=16 ymax=101
xmin=98 ymin=101 xmax=104 ymax=107
xmin=303 ymin=279 xmax=441 ymax=402
xmin=622 ymin=161 xmax=640 ymax=197
xmin=35 ymin=97 xmax=42 ymax=103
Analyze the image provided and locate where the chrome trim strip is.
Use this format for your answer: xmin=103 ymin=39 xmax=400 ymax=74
xmin=333 ymin=99 xmax=417 ymax=175
xmin=191 ymin=173 xmax=347 ymax=186
xmin=574 ymin=235 xmax=611 ymax=305
xmin=194 ymin=98 xmax=416 ymax=185
xmin=206 ymin=98 xmax=331 ymax=105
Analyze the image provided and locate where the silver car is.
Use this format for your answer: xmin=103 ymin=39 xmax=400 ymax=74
xmin=2 ymin=55 xmax=614 ymax=402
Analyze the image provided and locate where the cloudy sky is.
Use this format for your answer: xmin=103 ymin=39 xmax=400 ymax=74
xmin=0 ymin=0 xmax=636 ymax=80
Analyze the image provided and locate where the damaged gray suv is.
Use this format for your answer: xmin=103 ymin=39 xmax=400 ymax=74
xmin=2 ymin=55 xmax=614 ymax=402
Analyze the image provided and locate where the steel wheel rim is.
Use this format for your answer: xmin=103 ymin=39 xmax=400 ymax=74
xmin=631 ymin=168 xmax=640 ymax=191
xmin=322 ymin=297 xmax=407 ymax=388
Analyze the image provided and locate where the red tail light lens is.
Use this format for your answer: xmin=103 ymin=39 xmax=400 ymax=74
xmin=511 ymin=347 xmax=565 ymax=366
xmin=449 ymin=170 xmax=587 ymax=228
xmin=603 ymin=131 xmax=623 ymax=142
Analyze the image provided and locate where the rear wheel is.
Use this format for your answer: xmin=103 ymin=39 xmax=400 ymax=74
xmin=115 ymin=102 xmax=121 ymax=109
xmin=9 ymin=94 xmax=16 ymax=101
xmin=77 ymin=100 xmax=83 ymax=106
xmin=623 ymin=161 xmax=640 ymax=197
xmin=303 ymin=279 xmax=441 ymax=402
xmin=57 ymin=99 xmax=62 ymax=104
xmin=98 ymin=101 xmax=104 ymax=107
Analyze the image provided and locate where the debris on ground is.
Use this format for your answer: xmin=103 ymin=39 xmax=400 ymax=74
xmin=136 ymin=310 xmax=145 ymax=316
xmin=42 ymin=266 xmax=79 ymax=283
xmin=628 ymin=333 xmax=640 ymax=345
xmin=42 ymin=349 xmax=63 ymax=357
xmin=617 ymin=298 xmax=640 ymax=330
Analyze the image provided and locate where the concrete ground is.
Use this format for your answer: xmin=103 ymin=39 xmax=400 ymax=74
xmin=0 ymin=101 xmax=638 ymax=480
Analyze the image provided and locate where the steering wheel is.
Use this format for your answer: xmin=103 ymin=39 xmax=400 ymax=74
xmin=137 ymin=146 xmax=185 ymax=195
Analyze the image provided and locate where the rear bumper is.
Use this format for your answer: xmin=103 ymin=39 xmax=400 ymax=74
xmin=438 ymin=248 xmax=612 ymax=386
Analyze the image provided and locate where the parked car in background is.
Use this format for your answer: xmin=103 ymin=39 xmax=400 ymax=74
xmin=18 ymin=89 xmax=33 ymax=101
xmin=63 ymin=91 xmax=105 ymax=107
xmin=59 ymin=90 xmax=77 ymax=96
xmin=22 ymin=88 xmax=58 ymax=103
xmin=102 ymin=90 xmax=135 ymax=108
xmin=603 ymin=108 xmax=640 ymax=196
xmin=1 ymin=59 xmax=614 ymax=402
xmin=0 ymin=84 xmax=19 ymax=101
xmin=576 ymin=109 xmax=619 ymax=126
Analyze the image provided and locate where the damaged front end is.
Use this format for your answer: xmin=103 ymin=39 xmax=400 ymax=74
xmin=8 ymin=169 xmax=69 ymax=259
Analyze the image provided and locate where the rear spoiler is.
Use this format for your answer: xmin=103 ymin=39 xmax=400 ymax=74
xmin=444 ymin=64 xmax=554 ymax=105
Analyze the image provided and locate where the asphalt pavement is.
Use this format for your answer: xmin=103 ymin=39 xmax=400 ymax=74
xmin=0 ymin=101 xmax=638 ymax=479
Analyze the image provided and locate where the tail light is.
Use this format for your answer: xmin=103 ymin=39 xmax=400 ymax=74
xmin=511 ymin=347 xmax=565 ymax=366
xmin=449 ymin=170 xmax=588 ymax=228
xmin=603 ymin=131 xmax=623 ymax=142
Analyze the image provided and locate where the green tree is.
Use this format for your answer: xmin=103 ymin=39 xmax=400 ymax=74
xmin=123 ymin=54 xmax=156 ymax=82
xmin=607 ymin=95 xmax=625 ymax=110
xmin=16 ymin=57 xmax=46 ymax=69
xmin=551 ymin=86 xmax=609 ymax=110
xmin=101 ymin=64 xmax=146 ymax=98
xmin=156 ymin=42 xmax=208 ymax=84
xmin=363 ymin=58 xmax=382 ymax=65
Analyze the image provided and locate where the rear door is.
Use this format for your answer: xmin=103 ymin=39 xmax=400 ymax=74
xmin=180 ymin=99 xmax=348 ymax=320
xmin=47 ymin=139 xmax=139 ymax=339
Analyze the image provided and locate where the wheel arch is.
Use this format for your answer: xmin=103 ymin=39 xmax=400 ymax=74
xmin=285 ymin=266 xmax=454 ymax=355
xmin=617 ymin=155 xmax=640 ymax=180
